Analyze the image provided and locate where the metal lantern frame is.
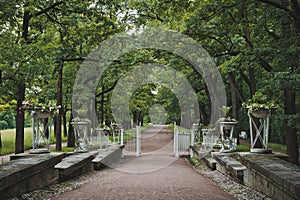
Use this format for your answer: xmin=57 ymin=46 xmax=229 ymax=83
xmin=71 ymin=121 xmax=90 ymax=152
xmin=31 ymin=111 xmax=54 ymax=153
xmin=219 ymin=121 xmax=238 ymax=152
xmin=201 ymin=128 xmax=219 ymax=150
xmin=94 ymin=128 xmax=112 ymax=150
xmin=110 ymin=123 xmax=122 ymax=144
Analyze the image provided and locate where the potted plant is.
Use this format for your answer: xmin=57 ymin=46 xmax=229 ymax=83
xmin=242 ymin=91 xmax=279 ymax=153
xmin=218 ymin=106 xmax=237 ymax=130
xmin=21 ymin=100 xmax=61 ymax=118
xmin=242 ymin=91 xmax=279 ymax=118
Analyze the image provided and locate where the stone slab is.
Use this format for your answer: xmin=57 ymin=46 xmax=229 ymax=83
xmin=202 ymin=156 xmax=217 ymax=170
xmin=237 ymin=152 xmax=300 ymax=200
xmin=54 ymin=151 xmax=98 ymax=182
xmin=93 ymin=144 xmax=124 ymax=170
xmin=212 ymin=152 xmax=246 ymax=183
xmin=0 ymin=152 xmax=65 ymax=199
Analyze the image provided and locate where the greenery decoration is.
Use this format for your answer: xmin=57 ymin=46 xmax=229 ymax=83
xmin=242 ymin=91 xmax=280 ymax=113
xmin=21 ymin=100 xmax=61 ymax=115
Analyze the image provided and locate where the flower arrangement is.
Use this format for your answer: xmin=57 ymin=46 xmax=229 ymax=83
xmin=21 ymin=100 xmax=61 ymax=116
xmin=242 ymin=91 xmax=279 ymax=113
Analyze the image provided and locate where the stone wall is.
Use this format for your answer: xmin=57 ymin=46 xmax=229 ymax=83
xmin=0 ymin=153 xmax=65 ymax=199
xmin=238 ymin=153 xmax=300 ymax=200
xmin=0 ymin=145 xmax=124 ymax=199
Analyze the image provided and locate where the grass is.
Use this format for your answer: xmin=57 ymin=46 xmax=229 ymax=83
xmin=168 ymin=123 xmax=190 ymax=133
xmin=51 ymin=146 xmax=74 ymax=153
xmin=237 ymin=141 xmax=300 ymax=152
xmin=122 ymin=124 xmax=151 ymax=142
xmin=0 ymin=127 xmax=68 ymax=156
xmin=0 ymin=124 xmax=152 ymax=156
xmin=236 ymin=144 xmax=250 ymax=152
xmin=268 ymin=143 xmax=287 ymax=151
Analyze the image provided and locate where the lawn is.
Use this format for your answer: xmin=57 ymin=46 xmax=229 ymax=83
xmin=0 ymin=127 xmax=67 ymax=156
xmin=0 ymin=125 xmax=151 ymax=156
xmin=0 ymin=128 xmax=33 ymax=155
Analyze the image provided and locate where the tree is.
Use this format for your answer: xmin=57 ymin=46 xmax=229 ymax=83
xmin=128 ymin=0 xmax=300 ymax=164
xmin=0 ymin=0 xmax=127 ymax=152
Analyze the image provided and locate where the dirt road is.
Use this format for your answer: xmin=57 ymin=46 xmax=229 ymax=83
xmin=51 ymin=125 xmax=235 ymax=200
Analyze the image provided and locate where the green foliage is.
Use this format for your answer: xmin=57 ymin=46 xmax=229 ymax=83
xmin=0 ymin=110 xmax=15 ymax=130
xmin=236 ymin=144 xmax=250 ymax=152
xmin=0 ymin=127 xmax=68 ymax=155
xmin=0 ymin=128 xmax=32 ymax=155
xmin=243 ymin=90 xmax=281 ymax=112
xmin=0 ymin=0 xmax=299 ymax=157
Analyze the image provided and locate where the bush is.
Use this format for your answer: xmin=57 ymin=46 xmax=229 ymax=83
xmin=0 ymin=110 xmax=15 ymax=129
xmin=0 ymin=120 xmax=8 ymax=130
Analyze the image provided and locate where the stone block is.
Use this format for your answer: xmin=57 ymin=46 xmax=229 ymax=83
xmin=238 ymin=153 xmax=300 ymax=200
xmin=0 ymin=153 xmax=65 ymax=199
xmin=93 ymin=144 xmax=124 ymax=170
xmin=212 ymin=152 xmax=246 ymax=183
xmin=202 ymin=156 xmax=217 ymax=170
xmin=54 ymin=151 xmax=98 ymax=182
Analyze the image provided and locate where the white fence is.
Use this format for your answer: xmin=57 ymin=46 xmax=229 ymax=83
xmin=136 ymin=125 xmax=141 ymax=156
xmin=174 ymin=123 xmax=192 ymax=158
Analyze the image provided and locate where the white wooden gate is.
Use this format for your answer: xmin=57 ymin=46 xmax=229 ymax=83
xmin=174 ymin=123 xmax=192 ymax=158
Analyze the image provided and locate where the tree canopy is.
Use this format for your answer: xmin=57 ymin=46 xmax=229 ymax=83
xmin=0 ymin=0 xmax=299 ymax=164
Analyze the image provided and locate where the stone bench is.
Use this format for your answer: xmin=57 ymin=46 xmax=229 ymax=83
xmin=0 ymin=153 xmax=65 ymax=199
xmin=203 ymin=156 xmax=217 ymax=170
xmin=54 ymin=151 xmax=98 ymax=182
xmin=212 ymin=152 xmax=247 ymax=183
xmin=93 ymin=144 xmax=124 ymax=170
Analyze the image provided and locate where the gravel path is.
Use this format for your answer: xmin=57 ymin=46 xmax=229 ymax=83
xmin=50 ymin=158 xmax=235 ymax=200
xmin=51 ymin=125 xmax=235 ymax=200
xmin=9 ymin=125 xmax=270 ymax=200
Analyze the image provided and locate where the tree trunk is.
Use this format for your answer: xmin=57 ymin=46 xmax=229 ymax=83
xmin=15 ymin=82 xmax=25 ymax=154
xmin=100 ymin=86 xmax=105 ymax=125
xmin=140 ymin=111 xmax=144 ymax=126
xmin=229 ymin=75 xmax=240 ymax=144
xmin=281 ymin=0 xmax=299 ymax=165
xmin=285 ymin=89 xmax=299 ymax=164
xmin=55 ymin=60 xmax=63 ymax=151
xmin=67 ymin=111 xmax=75 ymax=147
xmin=62 ymin=108 xmax=67 ymax=138
xmin=0 ymin=131 xmax=2 ymax=149
xmin=14 ymin=7 xmax=30 ymax=154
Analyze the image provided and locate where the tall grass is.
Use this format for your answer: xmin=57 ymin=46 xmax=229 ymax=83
xmin=0 ymin=127 xmax=67 ymax=156
xmin=0 ymin=128 xmax=32 ymax=155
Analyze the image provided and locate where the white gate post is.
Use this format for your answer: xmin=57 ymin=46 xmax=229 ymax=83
xmin=173 ymin=122 xmax=176 ymax=154
xmin=136 ymin=125 xmax=141 ymax=157
xmin=120 ymin=129 xmax=124 ymax=146
xmin=174 ymin=123 xmax=179 ymax=158
xmin=190 ymin=129 xmax=194 ymax=158
xmin=32 ymin=116 xmax=35 ymax=149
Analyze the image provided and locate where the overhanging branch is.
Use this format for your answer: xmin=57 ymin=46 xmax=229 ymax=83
xmin=96 ymin=81 xmax=118 ymax=97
